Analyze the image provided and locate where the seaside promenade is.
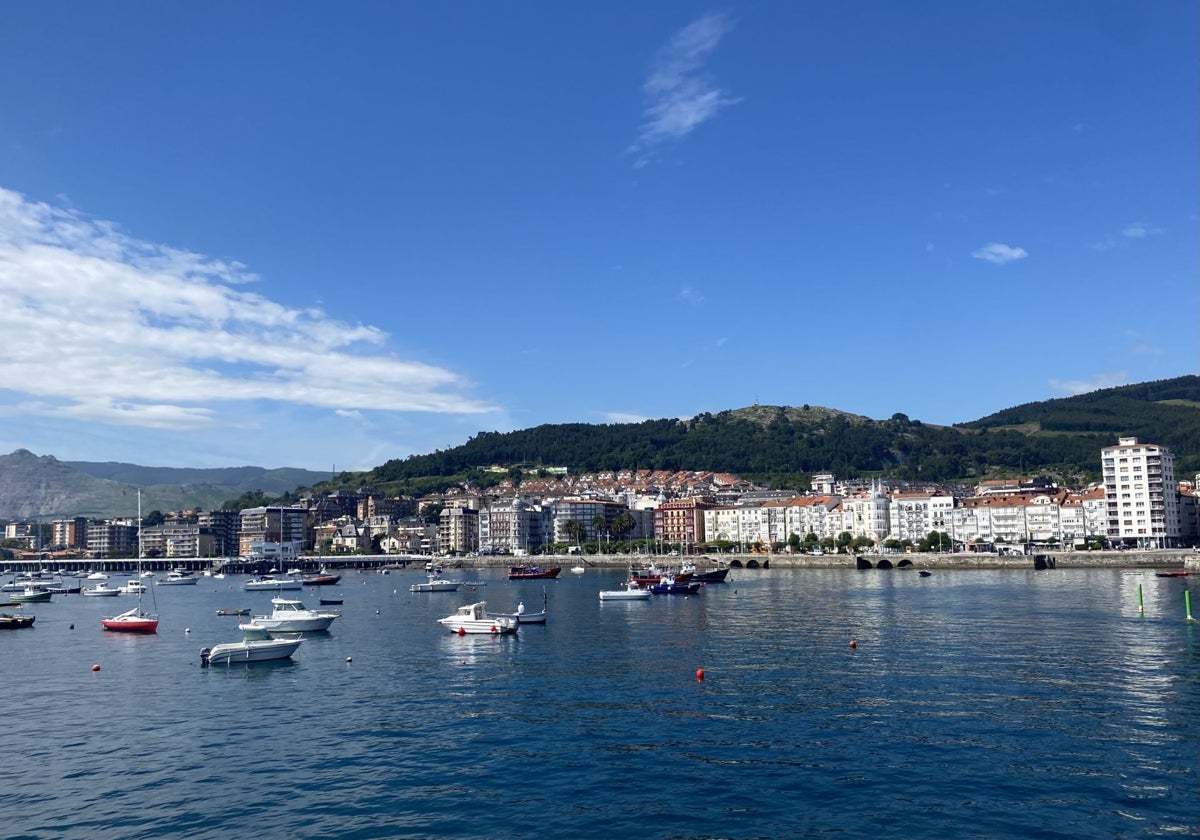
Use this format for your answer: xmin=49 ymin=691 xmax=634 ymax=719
xmin=7 ymin=548 xmax=1197 ymax=577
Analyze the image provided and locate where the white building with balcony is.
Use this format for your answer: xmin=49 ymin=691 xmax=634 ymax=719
xmin=1102 ymin=436 xmax=1179 ymax=547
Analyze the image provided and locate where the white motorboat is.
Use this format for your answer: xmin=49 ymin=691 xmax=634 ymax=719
xmin=410 ymin=573 xmax=460 ymax=593
xmin=86 ymin=571 xmax=109 ymax=581
xmin=82 ymin=582 xmax=121 ymax=597
xmin=437 ymin=602 xmax=519 ymax=635
xmin=571 ymin=565 xmax=586 ymax=574
xmin=3 ymin=574 xmax=62 ymax=592
xmin=244 ymin=575 xmax=303 ymax=591
xmin=201 ymin=626 xmax=302 ymax=665
xmin=157 ymin=570 xmax=198 ymax=586
xmin=599 ymin=581 xmax=652 ymax=601
xmin=118 ymin=580 xmax=148 ymax=594
xmin=239 ymin=597 xmax=340 ymax=632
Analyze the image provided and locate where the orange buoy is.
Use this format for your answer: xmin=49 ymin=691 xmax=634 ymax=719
xmin=91 ymin=664 xmax=101 ymax=672
xmin=849 ymin=639 xmax=857 ymax=649
xmin=696 ymin=668 xmax=705 ymax=681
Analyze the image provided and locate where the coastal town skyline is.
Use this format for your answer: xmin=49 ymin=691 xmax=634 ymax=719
xmin=1 ymin=4 xmax=1195 ymax=472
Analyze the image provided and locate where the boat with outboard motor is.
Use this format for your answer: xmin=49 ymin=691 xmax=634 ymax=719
xmin=201 ymin=626 xmax=302 ymax=665
xmin=437 ymin=602 xmax=519 ymax=635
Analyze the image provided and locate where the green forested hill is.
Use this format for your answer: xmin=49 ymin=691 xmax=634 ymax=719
xmin=352 ymin=376 xmax=1199 ymax=492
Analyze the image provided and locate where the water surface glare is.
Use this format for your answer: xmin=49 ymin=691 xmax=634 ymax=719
xmin=3 ymin=567 xmax=1197 ymax=838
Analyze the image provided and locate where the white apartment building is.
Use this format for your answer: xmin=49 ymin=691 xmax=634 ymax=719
xmin=779 ymin=496 xmax=844 ymax=541
xmin=1102 ymin=436 xmax=1179 ymax=546
xmin=839 ymin=481 xmax=890 ymax=544
xmin=887 ymin=492 xmax=955 ymax=542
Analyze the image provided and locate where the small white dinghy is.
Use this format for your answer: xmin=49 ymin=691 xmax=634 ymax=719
xmin=599 ymin=580 xmax=651 ymax=601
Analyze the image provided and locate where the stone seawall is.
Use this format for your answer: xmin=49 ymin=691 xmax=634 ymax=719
xmin=446 ymin=549 xmax=1198 ymax=572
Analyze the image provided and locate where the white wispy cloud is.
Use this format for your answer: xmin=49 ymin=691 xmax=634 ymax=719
xmin=971 ymin=242 xmax=1028 ymax=265
xmin=0 ymin=187 xmax=496 ymax=432
xmin=1049 ymin=371 xmax=1128 ymax=396
xmin=1120 ymin=221 xmax=1162 ymax=239
xmin=603 ymin=411 xmax=652 ymax=424
xmin=680 ymin=285 xmax=706 ymax=306
xmin=628 ymin=12 xmax=739 ymax=167
xmin=1089 ymin=221 xmax=1163 ymax=251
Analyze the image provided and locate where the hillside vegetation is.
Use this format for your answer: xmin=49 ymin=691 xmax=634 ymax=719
xmin=4 ymin=376 xmax=1196 ymax=518
xmin=345 ymin=376 xmax=1199 ymax=495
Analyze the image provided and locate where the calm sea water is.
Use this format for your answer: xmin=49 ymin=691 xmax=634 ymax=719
xmin=2 ymin=567 xmax=1196 ymax=839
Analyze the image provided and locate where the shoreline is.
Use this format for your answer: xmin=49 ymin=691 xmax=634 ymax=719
xmin=440 ymin=548 xmax=1199 ymax=572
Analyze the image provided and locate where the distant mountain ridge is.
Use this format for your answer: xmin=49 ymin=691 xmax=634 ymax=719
xmin=3 ymin=375 xmax=1197 ymax=520
xmin=0 ymin=450 xmax=329 ymax=520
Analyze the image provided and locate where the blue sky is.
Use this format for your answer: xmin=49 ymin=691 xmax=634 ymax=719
xmin=0 ymin=2 xmax=1196 ymax=472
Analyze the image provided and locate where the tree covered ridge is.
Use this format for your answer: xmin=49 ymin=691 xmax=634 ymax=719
xmin=357 ymin=375 xmax=1199 ymax=491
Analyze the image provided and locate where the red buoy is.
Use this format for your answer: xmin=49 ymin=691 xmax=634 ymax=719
xmin=696 ymin=668 xmax=705 ymax=681
xmin=849 ymin=639 xmax=857 ymax=649
xmin=91 ymin=664 xmax=101 ymax=672
xmin=457 ymin=626 xmax=465 ymax=636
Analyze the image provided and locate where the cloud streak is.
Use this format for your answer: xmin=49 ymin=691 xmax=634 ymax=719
xmin=629 ymin=13 xmax=738 ymax=167
xmin=0 ymin=188 xmax=496 ymax=432
xmin=971 ymin=242 xmax=1028 ymax=265
xmin=1049 ymin=371 xmax=1128 ymax=396
xmin=1089 ymin=221 xmax=1163 ymax=251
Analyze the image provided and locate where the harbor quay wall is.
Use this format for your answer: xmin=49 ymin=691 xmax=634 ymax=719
xmin=8 ymin=549 xmax=1196 ymax=576
xmin=443 ymin=549 xmax=1199 ymax=572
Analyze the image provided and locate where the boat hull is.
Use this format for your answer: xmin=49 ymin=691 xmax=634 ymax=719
xmin=438 ymin=601 xmax=519 ymax=634
xmin=82 ymin=586 xmax=121 ymax=597
xmin=513 ymin=611 xmax=547 ymax=624
xmin=440 ymin=619 xmax=519 ymax=635
xmin=507 ymin=567 xmax=561 ymax=580
xmin=649 ymin=582 xmax=702 ymax=595
xmin=101 ymin=617 xmax=159 ymax=633
xmin=0 ymin=614 xmax=35 ymax=629
xmin=599 ymin=590 xmax=651 ymax=601
xmin=202 ymin=637 xmax=302 ymax=665
xmin=11 ymin=589 xmax=52 ymax=602
xmin=411 ymin=581 xmax=460 ymax=592
xmin=244 ymin=578 xmax=303 ymax=591
xmin=240 ymin=616 xmax=335 ymax=632
xmin=302 ymin=575 xmax=341 ymax=586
